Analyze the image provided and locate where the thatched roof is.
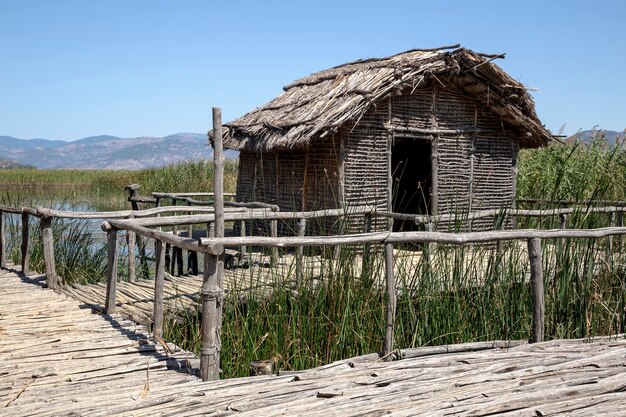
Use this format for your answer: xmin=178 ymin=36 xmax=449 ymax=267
xmin=219 ymin=45 xmax=552 ymax=151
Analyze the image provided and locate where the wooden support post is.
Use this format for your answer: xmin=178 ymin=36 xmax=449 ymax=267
xmin=165 ymin=243 xmax=172 ymax=272
xmin=208 ymin=222 xmax=215 ymax=238
xmin=559 ymin=213 xmax=568 ymax=229
xmin=187 ymin=200 xmax=193 ymax=274
xmin=383 ymin=242 xmax=396 ymax=357
xmin=105 ymin=229 xmax=119 ymax=314
xmin=200 ymin=252 xmax=221 ymax=380
xmin=0 ymin=210 xmax=5 ymax=269
xmin=40 ymin=216 xmax=59 ymax=291
xmin=240 ymin=220 xmax=247 ymax=258
xmin=153 ymin=240 xmax=166 ymax=341
xmin=126 ymin=184 xmax=148 ymax=279
xmin=296 ymin=218 xmax=306 ymax=284
xmin=270 ymin=219 xmax=279 ymax=266
xmin=175 ymin=247 xmax=184 ymax=276
xmin=200 ymin=107 xmax=226 ymax=381
xmin=528 ymin=237 xmax=544 ymax=343
xmin=127 ymin=229 xmax=136 ymax=281
xmin=20 ymin=212 xmax=30 ymax=275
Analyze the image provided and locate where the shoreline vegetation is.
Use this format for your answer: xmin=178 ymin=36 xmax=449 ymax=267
xmin=1 ymin=138 xmax=625 ymax=378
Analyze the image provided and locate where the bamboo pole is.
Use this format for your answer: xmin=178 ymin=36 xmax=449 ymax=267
xmin=0 ymin=210 xmax=5 ymax=269
xmin=20 ymin=211 xmax=30 ymax=275
xmin=40 ymin=216 xmax=59 ymax=291
xmin=528 ymin=237 xmax=544 ymax=343
xmin=153 ymin=240 xmax=166 ymax=341
xmin=383 ymin=242 xmax=396 ymax=357
xmin=105 ymin=229 xmax=119 ymax=314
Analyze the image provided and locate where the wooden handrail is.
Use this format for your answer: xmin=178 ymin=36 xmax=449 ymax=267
xmin=197 ymin=226 xmax=626 ymax=248
xmin=4 ymin=191 xmax=626 ymax=381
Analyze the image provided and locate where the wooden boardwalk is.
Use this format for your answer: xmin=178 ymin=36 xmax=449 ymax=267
xmin=2 ymin=266 xmax=626 ymax=416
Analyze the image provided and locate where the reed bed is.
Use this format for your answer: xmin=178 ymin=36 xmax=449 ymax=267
xmin=3 ymin=139 xmax=626 ymax=378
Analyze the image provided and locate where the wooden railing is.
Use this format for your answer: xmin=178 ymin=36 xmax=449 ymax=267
xmin=3 ymin=199 xmax=626 ymax=381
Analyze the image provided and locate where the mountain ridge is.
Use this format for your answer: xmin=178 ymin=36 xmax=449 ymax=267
xmin=0 ymin=133 xmax=236 ymax=170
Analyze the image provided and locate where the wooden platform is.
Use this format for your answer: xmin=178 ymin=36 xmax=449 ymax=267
xmin=2 ymin=266 xmax=626 ymax=416
xmin=60 ymin=253 xmax=333 ymax=324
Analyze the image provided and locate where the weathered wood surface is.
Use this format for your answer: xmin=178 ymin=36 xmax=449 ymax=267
xmin=0 ymin=266 xmax=201 ymax=416
xmin=60 ymin=252 xmax=312 ymax=324
xmin=2 ymin=267 xmax=626 ymax=416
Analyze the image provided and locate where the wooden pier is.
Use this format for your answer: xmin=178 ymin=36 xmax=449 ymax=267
xmin=2 ymin=265 xmax=626 ymax=416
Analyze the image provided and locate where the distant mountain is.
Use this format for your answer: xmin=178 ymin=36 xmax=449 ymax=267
xmin=0 ymin=133 xmax=238 ymax=170
xmin=0 ymin=157 xmax=35 ymax=169
xmin=566 ymin=130 xmax=625 ymax=145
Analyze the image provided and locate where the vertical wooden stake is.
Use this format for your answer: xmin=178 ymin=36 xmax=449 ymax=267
xmin=296 ymin=218 xmax=306 ymax=284
xmin=105 ymin=229 xmax=119 ymax=314
xmin=127 ymin=230 xmax=136 ymax=281
xmin=200 ymin=106 xmax=226 ymax=381
xmin=0 ymin=210 xmax=6 ymax=269
xmin=126 ymin=184 xmax=148 ymax=279
xmin=528 ymin=237 xmax=544 ymax=343
xmin=200 ymin=252 xmax=221 ymax=380
xmin=41 ymin=216 xmax=59 ymax=291
xmin=153 ymin=240 xmax=166 ymax=341
xmin=240 ymin=220 xmax=247 ymax=258
xmin=20 ymin=211 xmax=30 ymax=275
xmin=383 ymin=242 xmax=396 ymax=357
xmin=270 ymin=219 xmax=279 ymax=266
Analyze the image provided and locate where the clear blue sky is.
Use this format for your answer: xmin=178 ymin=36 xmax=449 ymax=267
xmin=1 ymin=0 xmax=624 ymax=140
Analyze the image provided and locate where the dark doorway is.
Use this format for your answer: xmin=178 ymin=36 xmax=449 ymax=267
xmin=391 ymin=138 xmax=432 ymax=232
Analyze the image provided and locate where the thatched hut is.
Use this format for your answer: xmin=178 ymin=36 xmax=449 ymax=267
xmin=217 ymin=45 xmax=552 ymax=233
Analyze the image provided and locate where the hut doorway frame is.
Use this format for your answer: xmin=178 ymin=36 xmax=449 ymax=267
xmin=390 ymin=136 xmax=432 ymax=232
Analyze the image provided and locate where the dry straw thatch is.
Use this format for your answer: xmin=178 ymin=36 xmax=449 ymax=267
xmin=219 ymin=44 xmax=551 ymax=151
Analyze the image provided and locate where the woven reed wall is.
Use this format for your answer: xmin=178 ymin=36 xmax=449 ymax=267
xmin=304 ymin=135 xmax=341 ymax=234
xmin=436 ymin=85 xmax=515 ymax=231
xmin=236 ymin=151 xmax=256 ymax=203
xmin=234 ymin=81 xmax=519 ymax=237
xmin=343 ymin=103 xmax=390 ymax=233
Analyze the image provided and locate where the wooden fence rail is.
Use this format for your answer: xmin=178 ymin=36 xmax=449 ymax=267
xmin=3 ymin=200 xmax=626 ymax=381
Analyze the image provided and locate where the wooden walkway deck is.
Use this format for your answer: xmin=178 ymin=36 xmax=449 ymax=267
xmin=2 ymin=266 xmax=626 ymax=416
